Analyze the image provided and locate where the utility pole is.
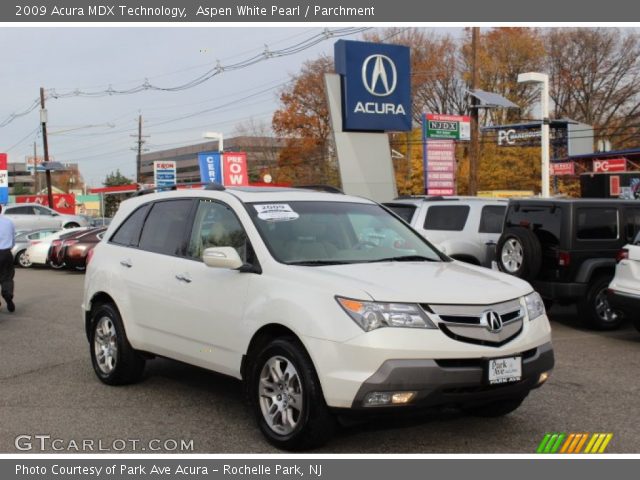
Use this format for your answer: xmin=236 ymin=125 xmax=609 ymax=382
xmin=131 ymin=114 xmax=149 ymax=184
xmin=39 ymin=87 xmax=55 ymax=208
xmin=468 ymin=27 xmax=480 ymax=196
xmin=33 ymin=141 xmax=39 ymax=194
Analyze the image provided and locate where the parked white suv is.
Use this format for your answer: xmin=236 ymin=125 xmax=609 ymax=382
xmin=2 ymin=203 xmax=88 ymax=230
xmin=83 ymin=186 xmax=553 ymax=449
xmin=608 ymin=231 xmax=640 ymax=332
xmin=383 ymin=197 xmax=508 ymax=266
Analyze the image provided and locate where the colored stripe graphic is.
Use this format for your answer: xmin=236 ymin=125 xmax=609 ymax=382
xmin=537 ymin=433 xmax=613 ymax=453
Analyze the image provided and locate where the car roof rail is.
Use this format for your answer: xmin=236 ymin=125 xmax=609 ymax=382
xmin=135 ymin=182 xmax=225 ymax=196
xmin=292 ymin=184 xmax=344 ymax=194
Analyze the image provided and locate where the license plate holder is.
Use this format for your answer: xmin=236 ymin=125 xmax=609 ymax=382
xmin=486 ymin=356 xmax=522 ymax=385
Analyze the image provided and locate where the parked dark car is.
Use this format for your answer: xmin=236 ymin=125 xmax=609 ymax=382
xmin=48 ymin=228 xmax=105 ymax=270
xmin=496 ymin=198 xmax=640 ymax=330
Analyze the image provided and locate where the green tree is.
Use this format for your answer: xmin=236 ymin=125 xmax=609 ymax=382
xmin=103 ymin=169 xmax=134 ymax=217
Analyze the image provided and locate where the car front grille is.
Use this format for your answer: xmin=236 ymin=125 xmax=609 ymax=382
xmin=422 ymin=298 xmax=525 ymax=347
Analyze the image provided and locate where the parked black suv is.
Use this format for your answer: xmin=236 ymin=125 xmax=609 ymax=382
xmin=496 ymin=198 xmax=640 ymax=330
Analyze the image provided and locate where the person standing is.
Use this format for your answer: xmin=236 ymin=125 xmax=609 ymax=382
xmin=0 ymin=205 xmax=16 ymax=312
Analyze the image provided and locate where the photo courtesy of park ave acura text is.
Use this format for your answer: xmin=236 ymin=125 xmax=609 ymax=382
xmin=1 ymin=0 xmax=640 ymax=464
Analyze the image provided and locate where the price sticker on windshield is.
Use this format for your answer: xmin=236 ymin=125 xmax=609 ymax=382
xmin=254 ymin=203 xmax=300 ymax=222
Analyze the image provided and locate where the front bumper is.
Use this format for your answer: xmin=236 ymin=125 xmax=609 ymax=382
xmin=350 ymin=341 xmax=554 ymax=409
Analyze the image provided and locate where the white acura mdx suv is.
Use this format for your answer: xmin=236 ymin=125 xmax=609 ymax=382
xmin=83 ymin=185 xmax=554 ymax=450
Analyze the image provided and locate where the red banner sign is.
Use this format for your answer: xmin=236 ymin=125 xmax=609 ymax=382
xmin=16 ymin=194 xmax=76 ymax=214
xmin=593 ymin=158 xmax=627 ymax=173
xmin=550 ymin=162 xmax=575 ymax=176
xmin=223 ymin=152 xmax=249 ymax=186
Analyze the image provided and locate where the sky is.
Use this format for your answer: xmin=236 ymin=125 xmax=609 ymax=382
xmin=0 ymin=27 xmax=462 ymax=186
xmin=0 ymin=27 xmax=463 ymax=187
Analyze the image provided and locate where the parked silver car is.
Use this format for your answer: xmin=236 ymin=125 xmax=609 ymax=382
xmin=12 ymin=228 xmax=60 ymax=268
xmin=2 ymin=203 xmax=88 ymax=231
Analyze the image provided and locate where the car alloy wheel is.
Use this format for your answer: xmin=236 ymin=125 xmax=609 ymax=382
xmin=258 ymin=355 xmax=304 ymax=436
xmin=594 ymin=288 xmax=619 ymax=324
xmin=93 ymin=316 xmax=118 ymax=375
xmin=18 ymin=251 xmax=32 ymax=268
xmin=501 ymin=238 xmax=524 ymax=273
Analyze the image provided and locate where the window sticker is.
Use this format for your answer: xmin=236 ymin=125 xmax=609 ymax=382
xmin=254 ymin=203 xmax=300 ymax=222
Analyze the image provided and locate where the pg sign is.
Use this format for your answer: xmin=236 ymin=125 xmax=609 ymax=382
xmin=334 ymin=40 xmax=411 ymax=132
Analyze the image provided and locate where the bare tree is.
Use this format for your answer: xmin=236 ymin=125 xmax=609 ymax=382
xmin=232 ymin=118 xmax=282 ymax=180
xmin=545 ymin=28 xmax=640 ymax=147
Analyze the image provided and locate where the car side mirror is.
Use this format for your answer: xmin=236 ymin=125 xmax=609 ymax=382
xmin=202 ymin=247 xmax=243 ymax=270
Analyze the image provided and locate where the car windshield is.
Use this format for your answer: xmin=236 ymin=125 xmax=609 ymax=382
xmin=248 ymin=201 xmax=445 ymax=265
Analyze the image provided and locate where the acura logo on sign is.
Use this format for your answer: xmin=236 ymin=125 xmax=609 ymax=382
xmin=362 ymin=54 xmax=397 ymax=97
xmin=481 ymin=310 xmax=503 ymax=333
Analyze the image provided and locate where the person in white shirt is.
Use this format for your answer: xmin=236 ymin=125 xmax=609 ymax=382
xmin=0 ymin=205 xmax=16 ymax=312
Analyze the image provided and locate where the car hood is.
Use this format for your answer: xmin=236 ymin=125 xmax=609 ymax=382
xmin=295 ymin=260 xmax=533 ymax=304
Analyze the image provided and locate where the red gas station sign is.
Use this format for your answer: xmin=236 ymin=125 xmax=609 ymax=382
xmin=593 ymin=158 xmax=627 ymax=173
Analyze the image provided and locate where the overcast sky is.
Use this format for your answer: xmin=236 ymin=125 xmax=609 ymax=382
xmin=0 ymin=27 xmax=463 ymax=186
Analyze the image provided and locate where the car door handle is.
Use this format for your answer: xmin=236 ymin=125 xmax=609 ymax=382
xmin=175 ymin=273 xmax=192 ymax=283
xmin=120 ymin=259 xmax=132 ymax=268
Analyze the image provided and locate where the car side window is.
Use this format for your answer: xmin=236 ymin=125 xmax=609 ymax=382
xmin=624 ymin=208 xmax=640 ymax=242
xmin=479 ymin=205 xmax=507 ymax=234
xmin=110 ymin=204 xmax=150 ymax=247
xmin=576 ymin=208 xmax=618 ymax=240
xmin=424 ymin=205 xmax=470 ymax=231
xmin=7 ymin=206 xmax=34 ymax=215
xmin=33 ymin=206 xmax=50 ymax=215
xmin=186 ymin=200 xmax=248 ymax=261
xmin=385 ymin=204 xmax=417 ymax=224
xmin=138 ymin=200 xmax=194 ymax=256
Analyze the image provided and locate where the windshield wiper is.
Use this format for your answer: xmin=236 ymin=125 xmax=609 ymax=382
xmin=367 ymin=255 xmax=439 ymax=263
xmin=286 ymin=260 xmax=352 ymax=266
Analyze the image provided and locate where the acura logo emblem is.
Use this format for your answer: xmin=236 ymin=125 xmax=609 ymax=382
xmin=361 ymin=54 xmax=397 ymax=97
xmin=481 ymin=310 xmax=503 ymax=333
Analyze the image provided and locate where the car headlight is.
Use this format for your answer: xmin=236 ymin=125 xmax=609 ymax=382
xmin=524 ymin=292 xmax=545 ymax=321
xmin=336 ymin=297 xmax=437 ymax=332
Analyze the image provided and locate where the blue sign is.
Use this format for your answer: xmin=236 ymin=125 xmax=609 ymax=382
xmin=198 ymin=151 xmax=222 ymax=184
xmin=335 ymin=40 xmax=411 ymax=132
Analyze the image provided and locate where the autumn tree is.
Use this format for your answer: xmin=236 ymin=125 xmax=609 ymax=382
xmin=272 ymin=55 xmax=338 ymax=186
xmin=103 ymin=169 xmax=133 ymax=217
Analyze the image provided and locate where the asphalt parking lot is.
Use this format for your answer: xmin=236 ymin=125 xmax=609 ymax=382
xmin=1 ymin=268 xmax=639 ymax=453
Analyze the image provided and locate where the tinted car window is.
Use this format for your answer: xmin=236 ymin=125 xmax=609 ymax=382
xmin=424 ymin=205 xmax=470 ymax=231
xmin=110 ymin=204 xmax=150 ymax=247
xmin=479 ymin=205 xmax=507 ymax=234
xmin=139 ymin=200 xmax=193 ymax=256
xmin=187 ymin=200 xmax=248 ymax=261
xmin=634 ymin=230 xmax=640 ymax=245
xmin=576 ymin=208 xmax=618 ymax=240
xmin=384 ymin=204 xmax=417 ymax=224
xmin=7 ymin=206 xmax=34 ymax=215
xmin=624 ymin=208 xmax=640 ymax=242
xmin=505 ymin=204 xmax=563 ymax=248
xmin=33 ymin=206 xmax=51 ymax=215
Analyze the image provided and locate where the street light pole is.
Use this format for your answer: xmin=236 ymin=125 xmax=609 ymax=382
xmin=39 ymin=87 xmax=55 ymax=208
xmin=517 ymin=72 xmax=551 ymax=198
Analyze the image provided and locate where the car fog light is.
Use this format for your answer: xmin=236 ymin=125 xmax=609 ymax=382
xmin=537 ymin=371 xmax=551 ymax=386
xmin=364 ymin=391 xmax=416 ymax=407
xmin=391 ymin=391 xmax=416 ymax=404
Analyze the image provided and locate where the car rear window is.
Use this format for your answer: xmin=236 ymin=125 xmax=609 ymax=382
xmin=384 ymin=204 xmax=417 ymax=223
xmin=479 ymin=205 xmax=506 ymax=233
xmin=424 ymin=205 xmax=470 ymax=231
xmin=110 ymin=204 xmax=150 ymax=247
xmin=139 ymin=200 xmax=193 ymax=256
xmin=505 ymin=204 xmax=563 ymax=247
xmin=576 ymin=208 xmax=618 ymax=240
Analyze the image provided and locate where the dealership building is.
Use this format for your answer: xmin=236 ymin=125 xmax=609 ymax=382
xmin=139 ymin=136 xmax=284 ymax=185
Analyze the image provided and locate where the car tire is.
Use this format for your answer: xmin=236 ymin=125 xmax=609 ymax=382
xmin=48 ymin=260 xmax=65 ymax=270
xmin=578 ymin=275 xmax=624 ymax=330
xmin=496 ymin=227 xmax=542 ymax=281
xmin=64 ymin=222 xmax=80 ymax=229
xmin=247 ymin=337 xmax=335 ymax=450
xmin=89 ymin=303 xmax=145 ymax=385
xmin=464 ymin=395 xmax=527 ymax=417
xmin=16 ymin=250 xmax=32 ymax=268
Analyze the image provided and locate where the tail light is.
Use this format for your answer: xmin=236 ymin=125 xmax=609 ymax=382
xmin=616 ymin=249 xmax=629 ymax=263
xmin=51 ymin=240 xmax=61 ymax=247
xmin=86 ymin=248 xmax=95 ymax=266
xmin=64 ymin=240 xmax=79 ymax=247
xmin=558 ymin=251 xmax=571 ymax=267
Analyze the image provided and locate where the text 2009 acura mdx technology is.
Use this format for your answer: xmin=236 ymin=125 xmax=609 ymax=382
xmin=82 ymin=186 xmax=554 ymax=450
